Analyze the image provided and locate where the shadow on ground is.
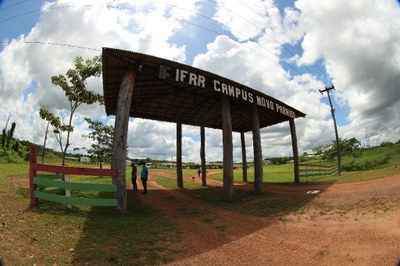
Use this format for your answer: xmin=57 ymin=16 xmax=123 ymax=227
xmin=23 ymin=177 xmax=334 ymax=265
xmin=109 ymin=178 xmax=337 ymax=264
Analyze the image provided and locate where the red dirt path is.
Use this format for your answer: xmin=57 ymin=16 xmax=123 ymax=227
xmin=136 ymin=170 xmax=400 ymax=265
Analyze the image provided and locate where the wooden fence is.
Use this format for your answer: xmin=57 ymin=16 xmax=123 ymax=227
xmin=29 ymin=147 xmax=118 ymax=207
xmin=299 ymin=163 xmax=337 ymax=181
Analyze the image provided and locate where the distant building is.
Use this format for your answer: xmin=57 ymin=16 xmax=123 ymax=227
xmin=80 ymin=156 xmax=90 ymax=163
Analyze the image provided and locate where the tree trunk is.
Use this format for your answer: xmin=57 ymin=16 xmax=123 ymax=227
xmin=111 ymin=68 xmax=136 ymax=212
xmin=252 ymin=104 xmax=263 ymax=194
xmin=289 ymin=118 xmax=300 ymax=183
xmin=221 ymin=95 xmax=234 ymax=200
xmin=200 ymin=126 xmax=207 ymax=186
xmin=241 ymin=132 xmax=248 ymax=182
xmin=177 ymin=122 xmax=183 ymax=188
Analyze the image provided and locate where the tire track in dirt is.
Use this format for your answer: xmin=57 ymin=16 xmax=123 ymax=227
xmin=132 ymin=171 xmax=400 ymax=265
xmin=137 ymin=177 xmax=271 ymax=262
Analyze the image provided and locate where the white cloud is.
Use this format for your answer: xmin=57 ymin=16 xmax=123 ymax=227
xmin=1 ymin=0 xmax=399 ymax=165
xmin=293 ymin=0 xmax=400 ymax=146
xmin=0 ymin=0 xmax=196 ymax=155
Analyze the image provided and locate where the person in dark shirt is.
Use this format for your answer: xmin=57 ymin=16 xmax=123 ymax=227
xmin=131 ymin=161 xmax=138 ymax=192
xmin=140 ymin=161 xmax=148 ymax=194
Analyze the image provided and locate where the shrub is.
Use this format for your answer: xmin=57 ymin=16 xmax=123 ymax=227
xmin=0 ymin=149 xmax=26 ymax=164
xmin=342 ymin=154 xmax=390 ymax=171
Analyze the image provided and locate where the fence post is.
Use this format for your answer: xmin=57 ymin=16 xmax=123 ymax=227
xmin=64 ymin=174 xmax=72 ymax=209
xmin=29 ymin=146 xmax=38 ymax=206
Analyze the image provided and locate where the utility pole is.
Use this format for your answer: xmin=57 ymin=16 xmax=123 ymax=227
xmin=319 ymin=85 xmax=341 ymax=176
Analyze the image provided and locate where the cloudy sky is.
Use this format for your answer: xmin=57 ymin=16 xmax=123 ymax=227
xmin=1 ymin=0 xmax=399 ymax=163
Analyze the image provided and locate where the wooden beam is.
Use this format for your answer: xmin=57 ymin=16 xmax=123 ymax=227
xmin=289 ymin=118 xmax=300 ymax=183
xmin=177 ymin=122 xmax=183 ymax=188
xmin=252 ymin=104 xmax=263 ymax=194
xmin=111 ymin=68 xmax=136 ymax=212
xmin=200 ymin=126 xmax=207 ymax=186
xmin=221 ymin=95 xmax=234 ymax=200
xmin=240 ymin=132 xmax=248 ymax=182
xmin=29 ymin=146 xmax=38 ymax=206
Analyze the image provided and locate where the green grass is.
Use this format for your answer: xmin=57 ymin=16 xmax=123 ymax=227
xmin=315 ymin=165 xmax=400 ymax=184
xmin=341 ymin=143 xmax=400 ymax=171
xmin=0 ymin=162 xmax=182 ymax=265
xmin=151 ymin=160 xmax=400 ymax=186
xmin=0 ymin=162 xmax=29 ymax=177
xmin=209 ymin=164 xmax=295 ymax=183
xmin=156 ymin=176 xmax=206 ymax=190
xmin=1 ymin=142 xmax=399 ymax=264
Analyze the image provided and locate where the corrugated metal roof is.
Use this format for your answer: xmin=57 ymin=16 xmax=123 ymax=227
xmin=102 ymin=47 xmax=305 ymax=133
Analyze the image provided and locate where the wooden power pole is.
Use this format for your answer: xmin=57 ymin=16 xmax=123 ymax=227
xmin=319 ymin=85 xmax=341 ymax=176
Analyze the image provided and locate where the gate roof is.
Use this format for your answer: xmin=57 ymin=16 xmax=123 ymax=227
xmin=102 ymin=47 xmax=305 ymax=132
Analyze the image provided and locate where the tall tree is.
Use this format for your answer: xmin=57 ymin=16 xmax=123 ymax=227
xmin=83 ymin=117 xmax=114 ymax=169
xmin=39 ymin=106 xmax=65 ymax=158
xmin=1 ymin=121 xmax=16 ymax=150
xmin=6 ymin=122 xmax=16 ymax=149
xmin=39 ymin=55 xmax=103 ymax=166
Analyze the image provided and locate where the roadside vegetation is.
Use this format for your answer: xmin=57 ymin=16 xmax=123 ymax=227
xmin=1 ymin=137 xmax=399 ymax=264
xmin=0 ymin=162 xmax=182 ymax=265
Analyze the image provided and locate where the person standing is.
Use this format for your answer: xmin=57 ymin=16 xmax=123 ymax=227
xmin=140 ymin=161 xmax=148 ymax=194
xmin=131 ymin=161 xmax=138 ymax=192
xmin=197 ymin=166 xmax=201 ymax=179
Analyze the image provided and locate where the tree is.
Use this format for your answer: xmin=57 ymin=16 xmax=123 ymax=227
xmin=39 ymin=106 xmax=67 ymax=160
xmin=83 ymin=117 xmax=114 ymax=169
xmin=320 ymin=137 xmax=362 ymax=160
xmin=341 ymin=137 xmax=361 ymax=156
xmin=39 ymin=55 xmax=103 ymax=166
xmin=2 ymin=121 xmax=16 ymax=150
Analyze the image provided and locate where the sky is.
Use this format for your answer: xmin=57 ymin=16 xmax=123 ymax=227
xmin=0 ymin=0 xmax=399 ymax=163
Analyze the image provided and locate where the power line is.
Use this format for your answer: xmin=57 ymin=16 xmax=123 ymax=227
xmin=0 ymin=0 xmax=372 ymax=93
xmin=0 ymin=0 xmax=358 ymax=109
xmin=206 ymin=0 xmax=326 ymax=78
xmin=1 ymin=40 xmax=100 ymax=51
xmin=231 ymin=0 xmax=327 ymax=78
xmin=0 ymin=0 xmax=31 ymax=11
xmin=341 ymin=0 xmax=371 ymax=86
xmin=0 ymin=3 xmax=307 ymax=77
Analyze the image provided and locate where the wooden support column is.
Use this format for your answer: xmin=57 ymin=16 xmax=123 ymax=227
xmin=252 ymin=104 xmax=263 ymax=194
xmin=240 ymin=132 xmax=248 ymax=182
xmin=289 ymin=118 xmax=300 ymax=183
xmin=176 ymin=122 xmax=183 ymax=188
xmin=221 ymin=95 xmax=234 ymax=200
xmin=29 ymin=146 xmax=38 ymax=206
xmin=200 ymin=126 xmax=207 ymax=186
xmin=111 ymin=68 xmax=136 ymax=212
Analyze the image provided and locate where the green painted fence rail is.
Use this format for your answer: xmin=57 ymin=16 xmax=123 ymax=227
xmin=34 ymin=190 xmax=117 ymax=207
xmin=299 ymin=163 xmax=338 ymax=181
xmin=29 ymin=147 xmax=118 ymax=208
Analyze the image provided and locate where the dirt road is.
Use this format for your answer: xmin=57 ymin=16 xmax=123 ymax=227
xmin=138 ymin=171 xmax=400 ymax=265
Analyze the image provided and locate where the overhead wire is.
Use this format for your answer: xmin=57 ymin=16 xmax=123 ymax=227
xmin=0 ymin=1 xmax=358 ymax=95
xmin=208 ymin=0 xmax=326 ymax=79
xmin=0 ymin=0 xmax=31 ymax=11
xmin=134 ymin=0 xmax=309 ymax=77
xmin=338 ymin=0 xmax=373 ymax=127
xmin=0 ymin=3 xmax=308 ymax=77
xmin=341 ymin=0 xmax=371 ymax=87
xmin=1 ymin=40 xmax=100 ymax=51
xmin=301 ymin=0 xmax=347 ymax=89
xmin=231 ymin=0 xmax=327 ymax=78
xmin=210 ymin=0 xmax=349 ymax=125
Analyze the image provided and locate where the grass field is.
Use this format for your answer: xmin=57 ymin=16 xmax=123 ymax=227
xmin=1 ymin=142 xmax=399 ymax=264
xmin=0 ymin=162 xmax=182 ymax=265
xmin=156 ymin=162 xmax=400 ymax=185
